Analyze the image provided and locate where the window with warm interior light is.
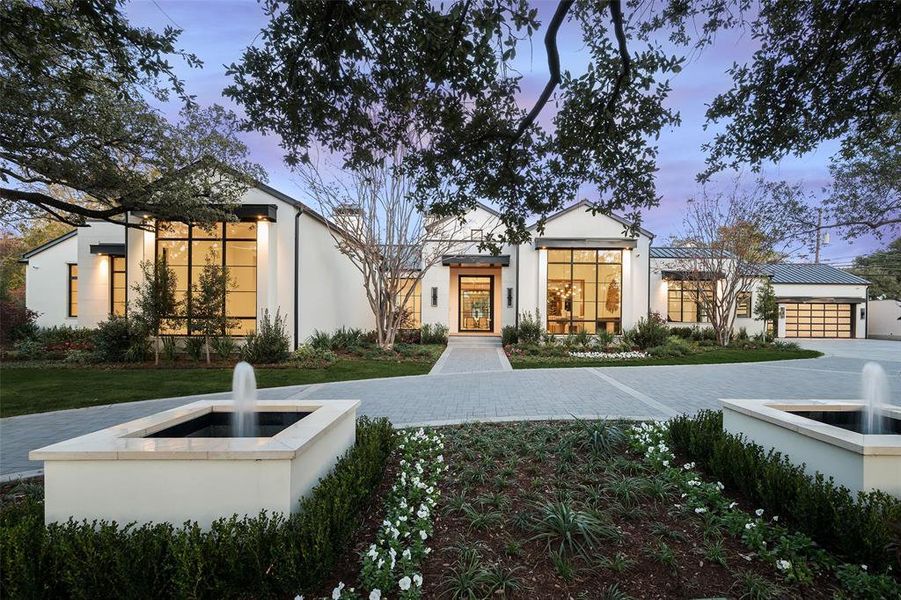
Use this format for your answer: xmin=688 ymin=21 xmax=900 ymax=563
xmin=67 ymin=263 xmax=78 ymax=317
xmin=667 ymin=280 xmax=713 ymax=323
xmin=736 ymin=291 xmax=752 ymax=318
xmin=397 ymin=278 xmax=422 ymax=329
xmin=110 ymin=256 xmax=126 ymax=316
xmin=546 ymin=249 xmax=622 ymax=334
xmin=156 ymin=221 xmax=257 ymax=335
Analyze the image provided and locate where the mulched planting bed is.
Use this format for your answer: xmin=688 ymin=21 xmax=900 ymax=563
xmin=417 ymin=421 xmax=839 ymax=599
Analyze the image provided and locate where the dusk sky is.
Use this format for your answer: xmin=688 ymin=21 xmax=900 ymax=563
xmin=125 ymin=0 xmax=883 ymax=264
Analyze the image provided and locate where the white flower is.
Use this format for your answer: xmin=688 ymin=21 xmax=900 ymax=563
xmin=745 ymin=522 xmax=755 ymax=530
xmin=399 ymin=576 xmax=412 ymax=591
xmin=332 ymin=582 xmax=345 ymax=599
xmin=662 ymin=460 xmax=669 ymax=467
xmin=413 ymin=573 xmax=423 ymax=587
xmin=694 ymin=507 xmax=706 ymax=514
xmin=294 ymin=595 xmax=304 ymax=600
xmin=772 ymin=515 xmax=779 ymax=522
xmin=369 ymin=591 xmax=382 ymax=600
xmin=419 ymin=530 xmax=428 ymax=540
xmin=861 ymin=564 xmax=868 ymax=571
xmin=755 ymin=508 xmax=764 ymax=517
xmin=729 ymin=502 xmax=738 ymax=509
xmin=716 ymin=481 xmax=724 ymax=491
xmin=776 ymin=559 xmax=791 ymax=571
xmin=437 ymin=455 xmax=444 ymax=463
xmin=402 ymin=548 xmax=411 ymax=560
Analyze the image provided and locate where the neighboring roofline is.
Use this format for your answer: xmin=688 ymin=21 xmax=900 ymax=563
xmin=527 ymin=200 xmax=655 ymax=239
xmin=251 ymin=180 xmax=335 ymax=229
xmin=759 ymin=263 xmax=871 ymax=286
xmin=19 ymin=230 xmax=77 ymax=262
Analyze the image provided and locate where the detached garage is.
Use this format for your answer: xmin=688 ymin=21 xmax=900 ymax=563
xmin=760 ymin=264 xmax=870 ymax=339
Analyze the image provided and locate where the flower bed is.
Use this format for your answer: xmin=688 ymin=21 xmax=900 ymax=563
xmin=316 ymin=428 xmax=446 ymax=600
xmin=568 ymin=350 xmax=649 ymax=360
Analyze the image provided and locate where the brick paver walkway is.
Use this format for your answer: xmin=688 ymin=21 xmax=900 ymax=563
xmin=2 ymin=339 xmax=898 ymax=479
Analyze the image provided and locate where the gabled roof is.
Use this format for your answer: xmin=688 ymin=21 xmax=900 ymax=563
xmin=527 ymin=200 xmax=655 ymax=239
xmin=759 ymin=263 xmax=870 ymax=285
xmin=650 ymin=247 xmax=727 ymax=259
xmin=19 ymin=230 xmax=77 ymax=262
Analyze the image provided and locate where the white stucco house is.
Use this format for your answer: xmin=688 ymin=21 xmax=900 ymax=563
xmin=20 ymin=185 xmax=872 ymax=343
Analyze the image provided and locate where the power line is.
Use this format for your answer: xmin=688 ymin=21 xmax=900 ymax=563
xmin=151 ymin=0 xmax=182 ymax=30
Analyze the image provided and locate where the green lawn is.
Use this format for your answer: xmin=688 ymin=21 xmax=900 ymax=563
xmin=509 ymin=347 xmax=823 ymax=369
xmin=0 ymin=359 xmax=433 ymax=417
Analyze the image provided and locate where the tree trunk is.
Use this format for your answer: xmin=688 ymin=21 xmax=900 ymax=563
xmin=154 ymin=334 xmax=160 ymax=366
xmin=205 ymin=335 xmax=211 ymax=365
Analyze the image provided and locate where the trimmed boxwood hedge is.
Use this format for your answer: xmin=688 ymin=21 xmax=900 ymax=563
xmin=668 ymin=410 xmax=900 ymax=571
xmin=0 ymin=417 xmax=394 ymax=599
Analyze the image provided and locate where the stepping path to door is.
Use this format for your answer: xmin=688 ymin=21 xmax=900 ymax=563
xmin=429 ymin=336 xmax=512 ymax=375
xmin=2 ymin=340 xmax=898 ymax=479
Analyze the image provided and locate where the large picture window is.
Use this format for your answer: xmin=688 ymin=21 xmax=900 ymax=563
xmin=666 ymin=280 xmax=713 ymax=323
xmin=156 ymin=222 xmax=257 ymax=335
xmin=67 ymin=264 xmax=78 ymax=317
xmin=736 ymin=291 xmax=752 ymax=318
xmin=397 ymin=278 xmax=421 ymax=329
xmin=546 ymin=249 xmax=622 ymax=334
xmin=110 ymin=256 xmax=126 ymax=316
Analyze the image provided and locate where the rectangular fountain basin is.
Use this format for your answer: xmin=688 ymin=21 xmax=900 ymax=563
xmin=29 ymin=399 xmax=359 ymax=528
xmin=721 ymin=399 xmax=901 ymax=497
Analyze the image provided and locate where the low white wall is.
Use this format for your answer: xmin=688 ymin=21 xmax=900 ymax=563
xmin=869 ymin=299 xmax=901 ymax=339
xmin=723 ymin=407 xmax=900 ymax=497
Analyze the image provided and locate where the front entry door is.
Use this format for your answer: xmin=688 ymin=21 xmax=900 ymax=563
xmin=459 ymin=276 xmax=493 ymax=332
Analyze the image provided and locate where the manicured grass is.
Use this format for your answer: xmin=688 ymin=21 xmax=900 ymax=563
xmin=509 ymin=347 xmax=822 ymax=369
xmin=0 ymin=359 xmax=433 ymax=417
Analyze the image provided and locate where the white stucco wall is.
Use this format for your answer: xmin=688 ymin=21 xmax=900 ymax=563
xmin=23 ymin=234 xmax=78 ymax=328
xmin=869 ymin=299 xmax=901 ymax=339
xmin=75 ymin=221 xmax=126 ymax=327
xmin=297 ymin=211 xmax=374 ymax=342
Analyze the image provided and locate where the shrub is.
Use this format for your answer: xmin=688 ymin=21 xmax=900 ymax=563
xmin=35 ymin=325 xmax=95 ymax=349
xmin=595 ymin=329 xmax=615 ymax=347
xmin=690 ymin=326 xmax=717 ymax=341
xmin=624 ymin=313 xmax=669 ymax=350
xmin=396 ymin=328 xmax=421 ymax=344
xmin=331 ymin=326 xmax=364 ymax=350
xmin=647 ymin=336 xmax=693 ymax=358
xmin=736 ymin=326 xmax=749 ymax=341
xmin=63 ymin=349 xmax=92 ymax=364
xmin=184 ymin=336 xmax=205 ymax=362
xmin=292 ymin=344 xmax=337 ymax=368
xmin=0 ymin=300 xmax=37 ymax=347
xmin=420 ymin=323 xmax=449 ymax=345
xmin=772 ymin=339 xmax=801 ymax=351
xmin=501 ymin=325 xmax=518 ymax=346
xmin=668 ymin=410 xmax=900 ymax=569
xmin=161 ymin=336 xmax=179 ymax=362
xmin=92 ymin=315 xmax=148 ymax=363
xmin=668 ymin=326 xmax=694 ymax=339
xmin=242 ymin=309 xmax=291 ymax=364
xmin=0 ymin=417 xmax=395 ymax=599
xmin=517 ymin=310 xmax=544 ymax=344
xmin=210 ymin=336 xmax=237 ymax=361
xmin=12 ymin=339 xmax=44 ymax=360
xmin=308 ymin=329 xmax=333 ymax=350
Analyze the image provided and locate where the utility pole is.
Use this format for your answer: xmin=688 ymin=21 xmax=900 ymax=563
xmin=814 ymin=208 xmax=822 ymax=264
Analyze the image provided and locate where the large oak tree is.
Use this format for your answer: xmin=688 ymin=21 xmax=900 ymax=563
xmin=226 ymin=0 xmax=899 ymax=243
xmin=0 ymin=0 xmax=264 ymax=228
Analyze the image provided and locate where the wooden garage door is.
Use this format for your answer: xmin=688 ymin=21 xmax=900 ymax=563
xmin=784 ymin=303 xmax=852 ymax=338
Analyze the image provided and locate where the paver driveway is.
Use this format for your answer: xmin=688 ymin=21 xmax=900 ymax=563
xmin=2 ymin=339 xmax=898 ymax=479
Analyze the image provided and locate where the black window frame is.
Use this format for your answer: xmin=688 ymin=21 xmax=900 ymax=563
xmin=155 ymin=222 xmax=258 ymax=336
xmin=736 ymin=291 xmax=752 ymax=318
xmin=109 ymin=256 xmax=127 ymax=316
xmin=546 ymin=249 xmax=623 ymax=334
xmin=67 ymin=263 xmax=78 ymax=318
xmin=666 ymin=280 xmax=712 ymax=323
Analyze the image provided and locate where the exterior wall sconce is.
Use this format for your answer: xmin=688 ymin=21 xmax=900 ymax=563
xmin=431 ymin=287 xmax=438 ymax=307
xmin=507 ymin=287 xmax=513 ymax=308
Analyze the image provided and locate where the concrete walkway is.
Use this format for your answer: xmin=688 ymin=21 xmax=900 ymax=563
xmin=2 ymin=339 xmax=899 ymax=479
xmin=429 ymin=336 xmax=511 ymax=375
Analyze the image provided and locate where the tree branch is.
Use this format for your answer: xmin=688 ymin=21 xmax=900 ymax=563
xmin=605 ymin=0 xmax=631 ymax=118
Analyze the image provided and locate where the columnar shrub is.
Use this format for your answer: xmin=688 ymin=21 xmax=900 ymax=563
xmin=242 ymin=309 xmax=291 ymax=364
xmin=0 ymin=417 xmax=395 ymax=599
xmin=517 ymin=310 xmax=544 ymax=344
xmin=92 ymin=315 xmax=149 ymax=363
xmin=623 ymin=313 xmax=669 ymax=350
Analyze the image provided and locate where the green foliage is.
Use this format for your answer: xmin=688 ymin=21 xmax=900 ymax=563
xmin=210 ymin=336 xmax=237 ymax=361
xmin=754 ymin=279 xmax=779 ymax=328
xmin=835 ymin=563 xmax=901 ymax=599
xmin=183 ymin=336 xmax=205 ymax=362
xmin=530 ymin=500 xmax=614 ymax=555
xmin=647 ymin=336 xmax=694 ymax=358
xmin=92 ymin=315 xmax=148 ymax=363
xmin=501 ymin=325 xmax=518 ymax=346
xmin=309 ymin=327 xmax=365 ymax=352
xmin=668 ymin=410 xmax=900 ymax=570
xmin=850 ymin=237 xmax=901 ymax=298
xmin=189 ymin=254 xmax=237 ymax=363
xmin=0 ymin=300 xmax=38 ymax=347
xmin=419 ymin=322 xmax=449 ymax=344
xmin=623 ymin=313 xmax=669 ymax=350
xmin=131 ymin=257 xmax=180 ymax=364
xmin=161 ymin=336 xmax=179 ymax=362
xmin=0 ymin=417 xmax=394 ymax=599
xmin=241 ymin=309 xmax=291 ymax=364
xmin=1 ymin=0 xmax=262 ymax=228
xmin=12 ymin=338 xmax=43 ymax=360
xmin=292 ymin=345 xmax=337 ymax=369
xmin=575 ymin=419 xmax=626 ymax=458
xmin=516 ymin=310 xmax=544 ymax=345
xmin=62 ymin=349 xmax=92 ymax=365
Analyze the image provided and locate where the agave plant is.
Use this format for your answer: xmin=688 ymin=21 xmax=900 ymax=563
xmin=530 ymin=500 xmax=619 ymax=555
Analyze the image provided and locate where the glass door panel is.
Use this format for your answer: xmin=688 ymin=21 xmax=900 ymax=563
xmin=459 ymin=276 xmax=493 ymax=332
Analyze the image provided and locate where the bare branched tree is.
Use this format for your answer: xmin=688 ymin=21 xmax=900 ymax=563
xmin=300 ymin=149 xmax=466 ymax=350
xmin=660 ymin=179 xmax=799 ymax=346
